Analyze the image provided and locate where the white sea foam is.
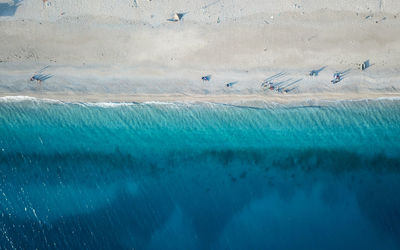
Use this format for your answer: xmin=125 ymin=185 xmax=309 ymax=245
xmin=1 ymin=95 xmax=400 ymax=108
xmin=376 ymin=96 xmax=400 ymax=101
xmin=0 ymin=96 xmax=39 ymax=102
xmin=142 ymin=101 xmax=174 ymax=105
xmin=0 ymin=96 xmax=63 ymax=104
xmin=82 ymin=102 xmax=138 ymax=108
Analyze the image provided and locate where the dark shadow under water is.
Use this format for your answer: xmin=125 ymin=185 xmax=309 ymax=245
xmin=1 ymin=100 xmax=400 ymax=249
xmin=1 ymin=148 xmax=400 ymax=250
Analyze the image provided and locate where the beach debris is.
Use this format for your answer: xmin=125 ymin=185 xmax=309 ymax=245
xmin=167 ymin=12 xmax=187 ymax=22
xmin=226 ymin=81 xmax=238 ymax=87
xmin=201 ymin=75 xmax=212 ymax=82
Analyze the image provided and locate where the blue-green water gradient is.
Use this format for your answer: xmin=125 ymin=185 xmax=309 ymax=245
xmin=0 ymin=98 xmax=400 ymax=249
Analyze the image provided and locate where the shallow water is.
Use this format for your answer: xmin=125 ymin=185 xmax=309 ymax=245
xmin=1 ymin=98 xmax=400 ymax=249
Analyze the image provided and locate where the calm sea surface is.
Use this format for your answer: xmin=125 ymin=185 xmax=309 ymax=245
xmin=1 ymin=98 xmax=400 ymax=249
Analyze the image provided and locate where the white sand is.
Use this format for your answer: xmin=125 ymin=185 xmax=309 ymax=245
xmin=1 ymin=0 xmax=400 ymax=104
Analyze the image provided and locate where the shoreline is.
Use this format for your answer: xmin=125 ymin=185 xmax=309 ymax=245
xmin=1 ymin=92 xmax=400 ymax=106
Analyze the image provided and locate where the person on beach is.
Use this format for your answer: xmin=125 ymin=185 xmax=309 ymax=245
xmin=263 ymin=81 xmax=274 ymax=90
xmin=226 ymin=81 xmax=237 ymax=87
xmin=30 ymin=66 xmax=51 ymax=85
xmin=167 ymin=13 xmax=186 ymax=22
xmin=30 ymin=74 xmax=53 ymax=85
xmin=30 ymin=75 xmax=42 ymax=84
xmin=202 ymin=75 xmax=211 ymax=82
xmin=261 ymin=81 xmax=273 ymax=88
xmin=331 ymin=72 xmax=342 ymax=84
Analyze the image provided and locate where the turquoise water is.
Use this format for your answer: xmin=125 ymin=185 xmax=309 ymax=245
xmin=0 ymin=98 xmax=400 ymax=249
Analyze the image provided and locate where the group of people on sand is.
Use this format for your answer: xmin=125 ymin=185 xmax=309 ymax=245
xmin=201 ymin=73 xmax=294 ymax=93
xmin=261 ymin=80 xmax=292 ymax=93
xmin=29 ymin=61 xmax=362 ymax=92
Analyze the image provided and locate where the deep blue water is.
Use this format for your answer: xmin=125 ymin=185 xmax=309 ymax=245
xmin=1 ymin=98 xmax=400 ymax=249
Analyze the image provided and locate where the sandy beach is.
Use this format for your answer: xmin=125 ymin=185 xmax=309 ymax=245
xmin=3 ymin=1 xmax=400 ymax=248
xmin=1 ymin=0 xmax=400 ymax=103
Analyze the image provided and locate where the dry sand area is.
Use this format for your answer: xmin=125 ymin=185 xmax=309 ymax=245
xmin=1 ymin=0 xmax=400 ymax=103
